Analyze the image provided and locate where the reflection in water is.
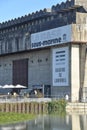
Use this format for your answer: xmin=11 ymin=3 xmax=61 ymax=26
xmin=0 ymin=122 xmax=27 ymax=130
xmin=80 ymin=114 xmax=87 ymax=130
xmin=0 ymin=114 xmax=87 ymax=130
xmin=72 ymin=114 xmax=81 ymax=130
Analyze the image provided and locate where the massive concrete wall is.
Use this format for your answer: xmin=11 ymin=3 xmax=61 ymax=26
xmin=28 ymin=49 xmax=51 ymax=87
xmin=74 ymin=0 xmax=87 ymax=9
xmin=0 ymin=0 xmax=87 ymax=100
xmin=72 ymin=23 xmax=87 ymax=42
xmin=0 ymin=49 xmax=51 ymax=87
xmin=0 ymin=57 xmax=12 ymax=85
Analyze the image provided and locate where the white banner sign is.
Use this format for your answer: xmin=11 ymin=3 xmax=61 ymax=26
xmin=52 ymin=47 xmax=69 ymax=86
xmin=31 ymin=25 xmax=72 ymax=49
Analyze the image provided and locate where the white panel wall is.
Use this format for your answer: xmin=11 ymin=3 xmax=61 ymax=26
xmin=52 ymin=47 xmax=69 ymax=87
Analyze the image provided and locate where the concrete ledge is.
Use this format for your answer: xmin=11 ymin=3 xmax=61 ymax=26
xmin=66 ymin=102 xmax=87 ymax=113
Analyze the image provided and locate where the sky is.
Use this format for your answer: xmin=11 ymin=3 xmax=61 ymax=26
xmin=0 ymin=0 xmax=66 ymax=23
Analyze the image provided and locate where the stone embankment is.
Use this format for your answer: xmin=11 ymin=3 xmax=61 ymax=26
xmin=0 ymin=98 xmax=66 ymax=114
xmin=66 ymin=102 xmax=87 ymax=113
xmin=0 ymin=102 xmax=48 ymax=114
xmin=0 ymin=98 xmax=52 ymax=113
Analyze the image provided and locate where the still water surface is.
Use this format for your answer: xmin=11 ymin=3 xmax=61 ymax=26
xmin=0 ymin=114 xmax=87 ymax=130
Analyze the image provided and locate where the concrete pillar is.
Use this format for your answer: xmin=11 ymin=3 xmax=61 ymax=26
xmin=82 ymin=51 xmax=87 ymax=101
xmin=71 ymin=45 xmax=80 ymax=102
xmin=83 ymin=53 xmax=87 ymax=87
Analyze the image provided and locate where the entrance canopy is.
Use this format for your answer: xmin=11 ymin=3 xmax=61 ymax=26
xmin=1 ymin=84 xmax=26 ymax=89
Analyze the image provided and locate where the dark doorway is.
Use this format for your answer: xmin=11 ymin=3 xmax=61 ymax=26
xmin=44 ymin=85 xmax=51 ymax=98
xmin=13 ymin=59 xmax=28 ymax=87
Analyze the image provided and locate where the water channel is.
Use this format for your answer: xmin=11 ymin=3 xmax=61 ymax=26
xmin=0 ymin=113 xmax=87 ymax=130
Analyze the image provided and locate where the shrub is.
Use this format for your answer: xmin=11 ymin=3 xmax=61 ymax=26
xmin=48 ymin=99 xmax=67 ymax=114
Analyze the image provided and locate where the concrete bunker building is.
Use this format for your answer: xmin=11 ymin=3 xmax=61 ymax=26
xmin=0 ymin=0 xmax=87 ymax=102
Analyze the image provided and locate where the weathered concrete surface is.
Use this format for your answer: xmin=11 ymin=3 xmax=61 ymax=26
xmin=66 ymin=102 xmax=87 ymax=113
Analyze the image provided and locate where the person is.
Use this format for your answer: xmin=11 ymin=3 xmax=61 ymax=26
xmin=13 ymin=92 xmax=17 ymax=97
xmin=8 ymin=92 xmax=10 ymax=95
xmin=34 ymin=90 xmax=37 ymax=95
xmin=65 ymin=94 xmax=69 ymax=101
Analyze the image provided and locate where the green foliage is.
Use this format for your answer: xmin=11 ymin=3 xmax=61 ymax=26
xmin=48 ymin=99 xmax=67 ymax=115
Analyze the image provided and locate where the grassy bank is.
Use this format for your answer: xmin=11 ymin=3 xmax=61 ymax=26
xmin=0 ymin=99 xmax=67 ymax=124
xmin=0 ymin=113 xmax=35 ymax=125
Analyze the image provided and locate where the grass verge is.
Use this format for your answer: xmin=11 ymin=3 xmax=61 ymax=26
xmin=0 ymin=112 xmax=36 ymax=125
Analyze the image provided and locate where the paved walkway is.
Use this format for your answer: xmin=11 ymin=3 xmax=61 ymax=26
xmin=0 ymin=96 xmax=52 ymax=103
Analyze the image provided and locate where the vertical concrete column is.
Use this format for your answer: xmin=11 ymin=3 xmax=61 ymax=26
xmin=10 ymin=103 xmax=13 ymax=112
xmin=80 ymin=45 xmax=86 ymax=93
xmin=18 ymin=103 xmax=21 ymax=113
xmin=71 ymin=45 xmax=80 ymax=102
xmin=82 ymin=51 xmax=87 ymax=100
xmin=6 ymin=103 xmax=9 ymax=112
xmin=26 ymin=103 xmax=29 ymax=113
xmin=1 ymin=104 xmax=4 ymax=112
xmin=14 ymin=103 xmax=17 ymax=113
xmin=31 ymin=103 xmax=34 ymax=114
xmin=83 ymin=53 xmax=87 ymax=87
xmin=22 ymin=103 xmax=25 ymax=113
xmin=3 ymin=104 xmax=5 ymax=112
xmin=34 ymin=103 xmax=37 ymax=114
xmin=38 ymin=103 xmax=41 ymax=113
